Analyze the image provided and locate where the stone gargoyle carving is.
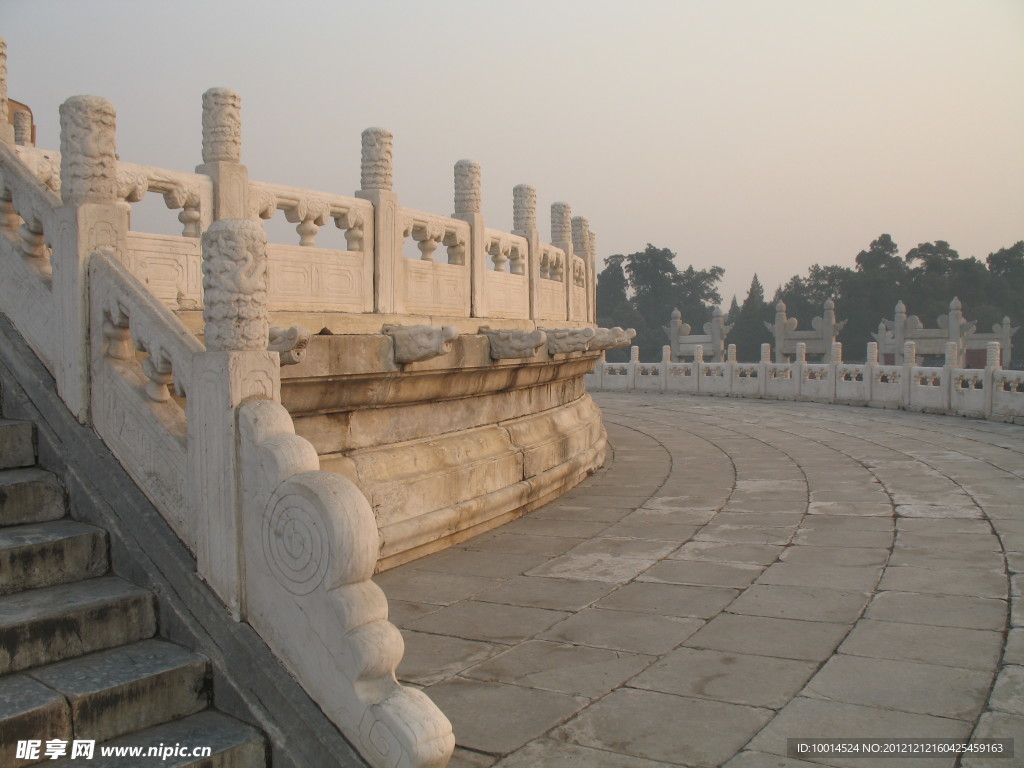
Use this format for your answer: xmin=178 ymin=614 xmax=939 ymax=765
xmin=268 ymin=326 xmax=312 ymax=365
xmin=590 ymin=327 xmax=636 ymax=351
xmin=542 ymin=327 xmax=595 ymax=355
xmin=382 ymin=324 xmax=458 ymax=363
xmin=479 ymin=327 xmax=547 ymax=360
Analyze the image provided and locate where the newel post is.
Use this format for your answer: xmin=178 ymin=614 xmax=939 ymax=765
xmin=188 ymin=219 xmax=280 ymax=619
xmin=355 ymin=127 xmax=401 ymax=313
xmin=552 ymin=202 xmax=573 ymax=321
xmin=453 ymin=159 xmax=486 ymax=317
xmin=865 ymin=341 xmax=878 ymax=403
xmin=197 ymin=88 xmax=248 ymax=221
xmin=0 ymin=39 xmax=14 ymax=146
xmin=901 ymin=340 xmax=916 ymax=409
xmin=513 ymin=184 xmax=540 ymax=319
xmin=984 ymin=341 xmax=1000 ymax=419
xmin=56 ymin=94 xmax=129 ymax=422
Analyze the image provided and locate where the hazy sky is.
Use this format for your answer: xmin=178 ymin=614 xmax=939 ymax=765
xmin=5 ymin=0 xmax=1023 ymax=309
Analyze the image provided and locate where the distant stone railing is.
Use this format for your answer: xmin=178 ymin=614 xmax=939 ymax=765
xmin=586 ymin=340 xmax=1024 ymax=424
xmin=7 ymin=89 xmax=596 ymax=326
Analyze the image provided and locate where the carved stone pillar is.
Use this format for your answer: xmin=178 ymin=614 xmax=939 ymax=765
xmin=453 ymin=159 xmax=486 ymax=317
xmin=13 ymin=111 xmax=31 ymax=146
xmin=197 ymin=88 xmax=248 ymax=222
xmin=356 ymin=127 xmax=402 ymax=313
xmin=188 ymin=219 xmax=280 ymax=618
xmin=0 ymin=38 xmax=14 ymax=146
xmin=54 ymin=95 xmax=130 ymax=422
xmin=513 ymin=184 xmax=541 ymax=319
xmin=552 ymin=202 xmax=573 ymax=320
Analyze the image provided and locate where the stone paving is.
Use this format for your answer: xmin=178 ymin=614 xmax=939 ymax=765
xmin=375 ymin=394 xmax=1024 ymax=767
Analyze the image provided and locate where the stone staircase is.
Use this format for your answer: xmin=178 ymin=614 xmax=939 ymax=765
xmin=0 ymin=418 xmax=267 ymax=767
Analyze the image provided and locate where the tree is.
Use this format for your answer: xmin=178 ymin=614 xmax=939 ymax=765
xmin=598 ymin=244 xmax=725 ymax=361
xmin=729 ymin=275 xmax=772 ymax=360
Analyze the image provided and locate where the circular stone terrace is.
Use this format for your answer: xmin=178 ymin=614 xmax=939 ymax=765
xmin=376 ymin=393 xmax=1024 ymax=768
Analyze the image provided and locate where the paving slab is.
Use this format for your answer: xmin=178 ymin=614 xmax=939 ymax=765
xmin=462 ymin=640 xmax=654 ymax=698
xmin=424 ymin=678 xmax=586 ymax=754
xmin=629 ymin=646 xmax=818 ymax=708
xmin=539 ymin=608 xmax=703 ymax=654
xmin=838 ymin=619 xmax=1003 ymax=670
xmin=802 ymin=654 xmax=992 ymax=720
xmin=554 ymin=688 xmax=774 ymax=767
xmin=684 ymin=613 xmax=850 ymax=661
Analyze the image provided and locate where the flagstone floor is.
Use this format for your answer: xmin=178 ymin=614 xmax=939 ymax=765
xmin=375 ymin=393 xmax=1024 ymax=768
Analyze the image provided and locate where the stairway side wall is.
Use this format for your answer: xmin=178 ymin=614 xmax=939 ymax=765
xmin=0 ymin=313 xmax=369 ymax=768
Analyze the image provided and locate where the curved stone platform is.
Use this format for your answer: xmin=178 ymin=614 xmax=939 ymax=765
xmin=380 ymin=393 xmax=1023 ymax=767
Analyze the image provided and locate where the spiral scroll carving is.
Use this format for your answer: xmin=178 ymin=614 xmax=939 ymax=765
xmin=262 ymin=490 xmax=330 ymax=595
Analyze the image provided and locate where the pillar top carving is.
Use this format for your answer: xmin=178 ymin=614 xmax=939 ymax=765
xmin=360 ymin=127 xmax=393 ymax=192
xmin=202 ymin=88 xmax=242 ymax=164
xmin=454 ymin=159 xmax=481 ymax=216
xmin=60 ymin=94 xmax=118 ymax=205
xmin=201 ymin=219 xmax=269 ymax=351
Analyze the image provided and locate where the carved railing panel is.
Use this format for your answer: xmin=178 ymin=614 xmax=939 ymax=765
xmin=89 ymin=248 xmax=204 ymax=542
xmin=0 ymin=141 xmax=59 ymax=370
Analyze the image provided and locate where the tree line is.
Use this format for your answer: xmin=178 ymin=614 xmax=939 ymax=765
xmin=596 ymin=236 xmax=1024 ymax=365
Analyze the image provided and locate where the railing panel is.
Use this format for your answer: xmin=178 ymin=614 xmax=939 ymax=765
xmin=88 ymin=249 xmax=204 ymax=544
xmin=127 ymin=231 xmax=202 ymax=307
xmin=700 ymin=363 xmax=730 ymax=395
xmin=733 ymin=365 xmax=760 ymax=397
xmin=835 ymin=365 xmax=869 ymax=402
xmin=666 ymin=363 xmax=698 ymax=393
xmin=909 ymin=366 xmax=945 ymax=410
xmin=266 ymin=243 xmax=372 ymax=313
xmin=993 ymin=371 xmax=1024 ymax=418
xmin=950 ymin=367 xmax=985 ymax=414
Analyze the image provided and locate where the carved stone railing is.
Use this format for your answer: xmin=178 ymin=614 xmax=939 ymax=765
xmin=585 ymin=340 xmax=1024 ymax=423
xmin=0 ymin=44 xmax=455 ymax=767
xmin=0 ymin=140 xmax=59 ymax=370
xmin=89 ymin=248 xmax=202 ymax=540
xmin=249 ymin=180 xmax=375 ymax=313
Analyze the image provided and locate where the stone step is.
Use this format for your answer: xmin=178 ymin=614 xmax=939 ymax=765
xmin=32 ymin=638 xmax=208 ymax=744
xmin=0 ymin=520 xmax=107 ymax=595
xmin=0 ymin=419 xmax=36 ymax=469
xmin=0 ymin=468 xmax=66 ymax=525
xmin=49 ymin=710 xmax=267 ymax=767
xmin=0 ymin=674 xmax=70 ymax=767
xmin=0 ymin=576 xmax=155 ymax=674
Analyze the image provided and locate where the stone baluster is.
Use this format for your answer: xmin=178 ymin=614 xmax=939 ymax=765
xmin=198 ymin=88 xmax=248 ymax=222
xmin=903 ymin=340 xmax=916 ymax=367
xmin=901 ymin=340 xmax=916 ymax=409
xmin=865 ymin=341 xmax=878 ymax=403
xmin=552 ymin=202 xmax=573 ymax=320
xmin=662 ymin=345 xmax=672 ymax=364
xmin=986 ymin=341 xmax=1001 ymax=369
xmin=56 ymin=94 xmax=129 ymax=422
xmin=793 ymin=342 xmax=806 ymax=398
xmin=984 ymin=341 xmax=1001 ymax=417
xmin=831 ymin=342 xmax=842 ymax=365
xmin=894 ymin=301 xmax=908 ymax=364
xmin=944 ymin=341 xmax=958 ymax=368
xmin=356 ymin=127 xmax=401 ymax=313
xmin=513 ymin=184 xmax=542 ymax=319
xmin=727 ymin=344 xmax=737 ymax=363
xmin=0 ymin=39 xmax=14 ymax=146
xmin=453 ymin=159 xmax=486 ymax=317
xmin=188 ymin=219 xmax=280 ymax=618
xmin=759 ymin=343 xmax=771 ymax=396
xmin=13 ymin=110 xmax=32 ymax=146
